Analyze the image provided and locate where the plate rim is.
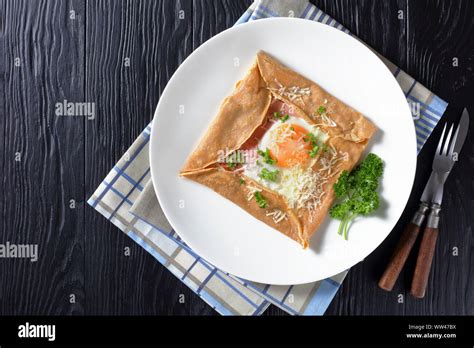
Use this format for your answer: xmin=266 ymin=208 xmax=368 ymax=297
xmin=149 ymin=17 xmax=417 ymax=285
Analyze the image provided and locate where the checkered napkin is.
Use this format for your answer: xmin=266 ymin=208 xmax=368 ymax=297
xmin=88 ymin=0 xmax=448 ymax=315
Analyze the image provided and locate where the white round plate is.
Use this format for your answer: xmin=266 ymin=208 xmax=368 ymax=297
xmin=150 ymin=18 xmax=416 ymax=285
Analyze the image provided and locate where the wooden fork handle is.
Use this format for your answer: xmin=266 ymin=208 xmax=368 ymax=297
xmin=378 ymin=203 xmax=429 ymax=292
xmin=411 ymin=205 xmax=441 ymax=298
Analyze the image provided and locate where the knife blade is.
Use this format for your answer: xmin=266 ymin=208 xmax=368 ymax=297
xmin=454 ymin=108 xmax=469 ymax=156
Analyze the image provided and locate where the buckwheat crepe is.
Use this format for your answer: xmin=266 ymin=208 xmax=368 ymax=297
xmin=180 ymin=51 xmax=376 ymax=248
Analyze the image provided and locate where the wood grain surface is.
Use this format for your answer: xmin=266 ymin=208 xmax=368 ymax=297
xmin=0 ymin=0 xmax=472 ymax=316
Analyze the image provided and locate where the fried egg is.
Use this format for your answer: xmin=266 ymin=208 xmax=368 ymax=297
xmin=243 ymin=115 xmax=328 ymax=205
xmin=261 ymin=117 xmax=322 ymax=168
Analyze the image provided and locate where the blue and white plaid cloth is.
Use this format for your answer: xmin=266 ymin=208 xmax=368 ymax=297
xmin=88 ymin=0 xmax=448 ymax=315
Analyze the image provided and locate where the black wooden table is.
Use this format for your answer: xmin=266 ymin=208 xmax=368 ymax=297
xmin=0 ymin=0 xmax=473 ymax=316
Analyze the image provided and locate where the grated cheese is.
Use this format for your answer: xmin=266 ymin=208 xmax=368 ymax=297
xmin=246 ymin=184 xmax=262 ymax=201
xmin=287 ymin=150 xmax=349 ymax=221
xmin=279 ymin=166 xmax=324 ymax=212
xmin=312 ymin=113 xmax=337 ymax=128
xmin=321 ymin=114 xmax=337 ymax=127
xmin=270 ymin=79 xmax=311 ymax=103
xmin=266 ymin=209 xmax=287 ymax=224
xmin=319 ymin=151 xmax=347 ymax=175
xmin=270 ymin=123 xmax=296 ymax=144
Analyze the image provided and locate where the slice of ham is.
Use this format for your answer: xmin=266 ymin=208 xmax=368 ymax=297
xmin=222 ymin=99 xmax=302 ymax=170
xmin=240 ymin=99 xmax=297 ymax=150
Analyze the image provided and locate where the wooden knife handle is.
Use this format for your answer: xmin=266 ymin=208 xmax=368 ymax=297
xmin=410 ymin=226 xmax=439 ymax=298
xmin=378 ymin=222 xmax=421 ymax=291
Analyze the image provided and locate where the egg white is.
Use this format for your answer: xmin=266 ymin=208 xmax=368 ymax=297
xmin=243 ymin=116 xmax=328 ymax=203
xmin=259 ymin=116 xmax=315 ymax=152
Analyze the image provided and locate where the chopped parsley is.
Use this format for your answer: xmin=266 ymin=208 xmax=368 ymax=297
xmin=258 ymin=148 xmax=276 ymax=165
xmin=304 ymin=133 xmax=320 ymax=158
xmin=259 ymin=168 xmax=279 ymax=182
xmin=225 ymin=151 xmax=244 ymax=169
xmin=317 ymin=106 xmax=327 ymax=115
xmin=304 ymin=133 xmax=318 ymax=144
xmin=309 ymin=145 xmax=319 ymax=158
xmin=273 ymin=111 xmax=290 ymax=122
xmin=254 ymin=191 xmax=267 ymax=208
xmin=239 ymin=178 xmax=245 ymax=185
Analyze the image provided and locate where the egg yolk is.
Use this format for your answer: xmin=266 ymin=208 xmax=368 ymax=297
xmin=270 ymin=123 xmax=312 ymax=168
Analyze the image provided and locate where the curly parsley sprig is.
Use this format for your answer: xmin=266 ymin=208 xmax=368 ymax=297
xmin=330 ymin=153 xmax=384 ymax=240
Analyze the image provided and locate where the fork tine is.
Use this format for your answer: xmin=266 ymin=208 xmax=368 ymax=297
xmin=442 ymin=124 xmax=454 ymax=156
xmin=436 ymin=123 xmax=447 ymax=155
xmin=448 ymin=123 xmax=461 ymax=158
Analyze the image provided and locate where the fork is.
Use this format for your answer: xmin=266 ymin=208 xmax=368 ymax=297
xmin=410 ymin=123 xmax=457 ymax=298
xmin=378 ymin=109 xmax=469 ymax=298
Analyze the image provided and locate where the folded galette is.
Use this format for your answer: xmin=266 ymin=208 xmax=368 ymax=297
xmin=180 ymin=51 xmax=376 ymax=248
